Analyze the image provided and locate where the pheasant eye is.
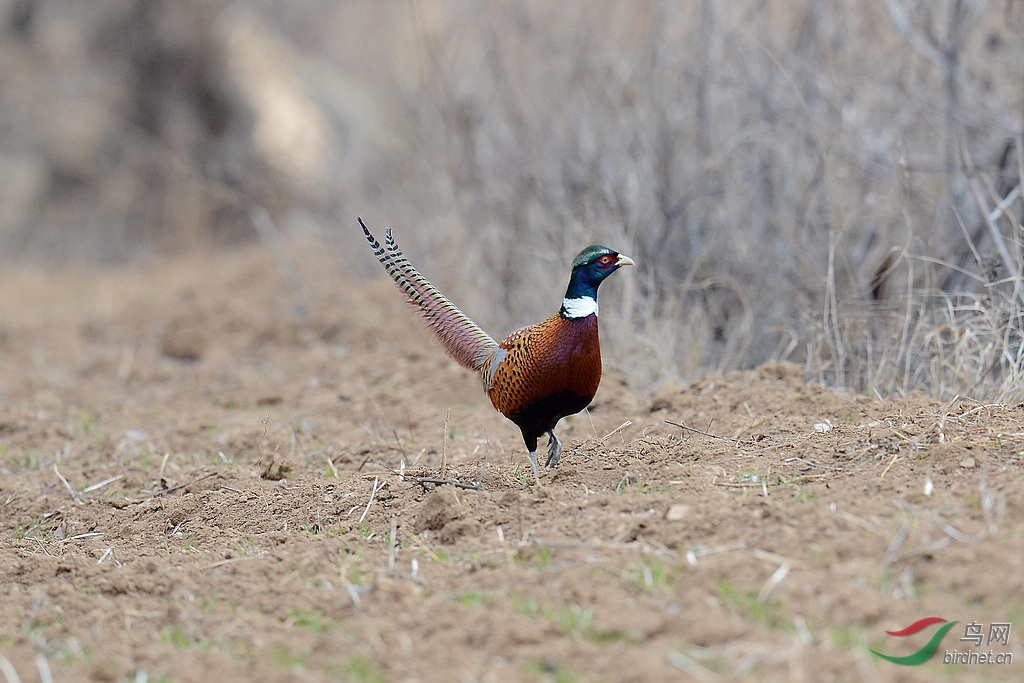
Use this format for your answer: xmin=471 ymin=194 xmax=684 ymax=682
xmin=597 ymin=254 xmax=614 ymax=266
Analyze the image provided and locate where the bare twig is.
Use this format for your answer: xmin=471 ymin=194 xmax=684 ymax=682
xmin=256 ymin=409 xmax=271 ymax=474
xmin=685 ymin=541 xmax=748 ymax=566
xmin=35 ymin=656 xmax=53 ymax=683
xmin=751 ymin=548 xmax=804 ymax=569
xmin=601 ymin=421 xmax=632 ymax=441
xmin=963 ymin=139 xmax=1024 ymax=303
xmin=0 ymin=653 xmax=21 ymax=683
xmin=149 ymin=472 xmax=217 ymax=497
xmin=31 ymin=538 xmax=54 ymax=557
xmin=207 ymin=557 xmax=266 ymax=569
xmin=440 ymin=408 xmax=450 ymax=477
xmin=757 ymin=562 xmax=791 ymax=602
xmin=53 ymin=532 xmax=104 ymax=544
xmin=879 ymin=452 xmax=900 ymax=479
xmin=882 ymin=520 xmax=911 ymax=569
xmin=158 ymin=452 xmax=171 ymax=482
xmin=344 ymin=582 xmax=363 ymax=608
xmin=667 ymin=650 xmax=721 ymax=682
xmin=412 ymin=476 xmax=485 ymax=492
xmin=783 ymin=457 xmax=843 ymax=471
xmin=830 ymin=503 xmax=886 ymax=536
xmin=81 ymin=475 xmax=123 ymax=495
xmin=391 ymin=426 xmax=407 ymax=459
xmin=665 ymin=421 xmax=755 ymax=446
xmin=53 ymin=464 xmax=77 ymax=500
xmin=405 ymin=530 xmax=441 ymax=563
xmin=358 ymin=476 xmax=382 ymax=524
xmin=356 ymin=451 xmax=372 ymax=472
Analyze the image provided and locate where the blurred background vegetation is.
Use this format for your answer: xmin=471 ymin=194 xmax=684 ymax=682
xmin=1 ymin=0 xmax=1022 ymax=399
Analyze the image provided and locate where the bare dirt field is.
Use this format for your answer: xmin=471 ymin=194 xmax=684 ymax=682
xmin=1 ymin=244 xmax=1022 ymax=682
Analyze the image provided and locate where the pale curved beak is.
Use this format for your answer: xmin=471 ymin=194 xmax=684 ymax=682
xmin=616 ymin=254 xmax=636 ymax=267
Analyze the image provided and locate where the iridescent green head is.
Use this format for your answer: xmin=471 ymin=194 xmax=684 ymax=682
xmin=561 ymin=245 xmax=635 ymax=317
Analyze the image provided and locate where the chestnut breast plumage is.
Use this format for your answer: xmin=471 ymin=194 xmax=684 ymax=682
xmin=487 ymin=312 xmax=602 ymax=418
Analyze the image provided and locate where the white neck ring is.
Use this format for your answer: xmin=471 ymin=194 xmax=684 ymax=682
xmin=561 ymin=296 xmax=598 ymax=319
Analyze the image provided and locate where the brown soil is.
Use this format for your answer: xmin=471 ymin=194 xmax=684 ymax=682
xmin=1 ymin=245 xmax=1022 ymax=682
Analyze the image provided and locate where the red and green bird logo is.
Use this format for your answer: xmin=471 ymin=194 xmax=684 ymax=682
xmin=870 ymin=617 xmax=958 ymax=665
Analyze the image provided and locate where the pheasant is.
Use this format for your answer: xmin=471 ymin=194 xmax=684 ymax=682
xmin=359 ymin=218 xmax=634 ymax=478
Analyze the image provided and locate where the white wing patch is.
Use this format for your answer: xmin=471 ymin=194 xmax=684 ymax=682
xmin=561 ymin=296 xmax=598 ymax=319
xmin=480 ymin=347 xmax=508 ymax=391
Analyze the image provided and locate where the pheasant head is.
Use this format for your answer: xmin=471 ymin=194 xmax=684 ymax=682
xmin=560 ymin=245 xmax=636 ymax=318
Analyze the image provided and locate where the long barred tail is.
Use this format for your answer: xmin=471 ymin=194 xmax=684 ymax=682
xmin=359 ymin=218 xmax=497 ymax=371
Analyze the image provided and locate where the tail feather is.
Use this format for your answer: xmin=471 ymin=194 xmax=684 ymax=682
xmin=359 ymin=218 xmax=497 ymax=371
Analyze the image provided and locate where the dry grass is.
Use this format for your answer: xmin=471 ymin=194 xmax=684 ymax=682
xmin=362 ymin=1 xmax=1024 ymax=400
xmin=812 ymin=155 xmax=1024 ymax=401
xmin=1 ymin=1 xmax=1023 ymax=400
xmin=362 ymin=1 xmax=1024 ymax=401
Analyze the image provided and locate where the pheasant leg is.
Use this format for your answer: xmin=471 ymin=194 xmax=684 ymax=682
xmin=527 ymin=451 xmax=541 ymax=480
xmin=544 ymin=430 xmax=562 ymax=467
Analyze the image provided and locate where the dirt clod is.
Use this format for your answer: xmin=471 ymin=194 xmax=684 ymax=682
xmin=415 ymin=486 xmax=461 ymax=532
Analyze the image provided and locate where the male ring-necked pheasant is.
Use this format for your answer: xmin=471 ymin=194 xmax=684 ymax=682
xmin=359 ymin=218 xmax=634 ymax=478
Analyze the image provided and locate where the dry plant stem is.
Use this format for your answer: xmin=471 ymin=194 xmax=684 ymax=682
xmin=344 ymin=583 xmax=362 ymax=609
xmin=831 ymin=505 xmax=886 ymax=536
xmin=256 ymin=409 xmax=270 ymax=473
xmin=440 ymin=407 xmax=450 ymax=477
xmin=882 ymin=521 xmax=911 ymax=569
xmin=879 ymin=452 xmax=900 ymax=479
xmin=783 ymin=457 xmax=842 ymax=471
xmin=757 ymin=562 xmax=791 ymax=602
xmin=667 ymin=649 xmax=720 ymax=682
xmin=53 ymin=464 xmax=76 ymax=500
xmin=356 ymin=451 xmax=371 ymax=472
xmin=391 ymin=426 xmax=406 ymax=459
xmin=35 ymin=656 xmax=53 ymax=683
xmin=52 ymin=467 xmax=123 ymax=502
xmin=54 ymin=532 xmax=103 ymax=544
xmin=584 ymin=406 xmax=597 ymax=438
xmin=751 ymin=548 xmax=804 ymax=569
xmin=405 ymin=531 xmax=441 ymax=563
xmin=413 ymin=477 xmax=485 ymax=492
xmin=960 ymin=133 xmax=1024 ymax=303
xmin=358 ymin=476 xmax=382 ymax=524
xmin=81 ymin=475 xmax=123 ymax=495
xmin=0 ymin=653 xmax=21 ymax=683
xmin=158 ymin=452 xmax=172 ymax=482
xmin=664 ymin=420 xmax=755 ymax=447
xmin=601 ymin=420 xmax=632 ymax=441
xmin=150 ymin=472 xmax=217 ymax=497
